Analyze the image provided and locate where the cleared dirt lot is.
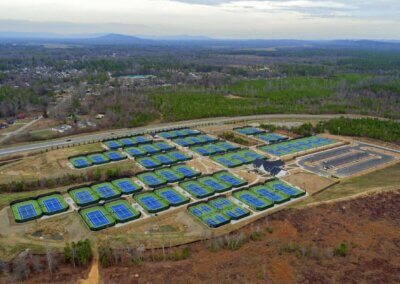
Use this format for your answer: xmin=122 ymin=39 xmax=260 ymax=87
xmin=0 ymin=143 xmax=141 ymax=183
xmin=98 ymin=189 xmax=400 ymax=283
xmin=282 ymin=171 xmax=338 ymax=195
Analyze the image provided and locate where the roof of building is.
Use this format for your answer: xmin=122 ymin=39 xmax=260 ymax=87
xmin=253 ymin=159 xmax=286 ymax=176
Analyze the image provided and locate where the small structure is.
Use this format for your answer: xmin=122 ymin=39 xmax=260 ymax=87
xmin=252 ymin=159 xmax=287 ymax=177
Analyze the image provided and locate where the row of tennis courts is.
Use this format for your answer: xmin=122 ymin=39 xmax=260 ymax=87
xmin=188 ymin=179 xmax=305 ymax=228
xmin=258 ymin=136 xmax=337 ymax=157
xmin=69 ymin=150 xmax=127 ymax=169
xmin=11 ymin=193 xmax=69 ymax=223
xmin=234 ymin=126 xmax=289 ymax=144
xmin=103 ymin=135 xmax=153 ymax=150
xmin=211 ymin=149 xmax=265 ymax=168
xmin=190 ymin=141 xmax=240 ymax=156
xmin=79 ymin=170 xmax=250 ymax=230
xmin=134 ymin=150 xmax=192 ymax=169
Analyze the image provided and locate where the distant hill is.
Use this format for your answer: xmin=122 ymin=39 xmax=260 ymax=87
xmin=78 ymin=33 xmax=152 ymax=45
xmin=0 ymin=32 xmax=399 ymax=50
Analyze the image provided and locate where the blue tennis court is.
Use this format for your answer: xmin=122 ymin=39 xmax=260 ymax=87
xmin=73 ymin=189 xmax=97 ymax=205
xmin=181 ymin=128 xmax=200 ymax=136
xmin=214 ymin=172 xmax=247 ymax=187
xmin=155 ymin=168 xmax=184 ymax=183
xmin=18 ymin=204 xmax=37 ymax=219
xmin=139 ymin=144 xmax=161 ymax=154
xmin=228 ymin=153 xmax=250 ymax=163
xmin=235 ymin=127 xmax=264 ymax=135
xmin=239 ymin=150 xmax=264 ymax=161
xmin=270 ymin=182 xmax=304 ymax=198
xmin=216 ymin=141 xmax=240 ymax=151
xmin=239 ymin=127 xmax=264 ymax=135
xmin=198 ymin=177 xmax=231 ymax=193
xmin=255 ymin=133 xmax=288 ymax=143
xmin=86 ymin=210 xmax=110 ymax=228
xmin=202 ymin=213 xmax=230 ymax=228
xmin=186 ymin=136 xmax=202 ymax=145
xmin=153 ymin=141 xmax=175 ymax=151
xmin=156 ymin=188 xmax=189 ymax=206
xmin=192 ymin=146 xmax=213 ymax=156
xmin=211 ymin=156 xmax=243 ymax=168
xmin=173 ymin=138 xmax=194 ymax=147
xmin=171 ymin=165 xmax=200 ymax=178
xmin=42 ymin=198 xmax=63 ymax=213
xmin=125 ymin=147 xmax=146 ymax=158
xmin=197 ymin=135 xmax=217 ymax=143
xmin=180 ymin=181 xmax=214 ymax=198
xmin=104 ymin=151 xmax=125 ymax=161
xmin=92 ymin=183 xmax=120 ymax=199
xmin=70 ymin=157 xmax=92 ymax=168
xmin=136 ymin=194 xmax=169 ymax=213
xmin=239 ymin=194 xmax=266 ymax=208
xmin=223 ymin=206 xmax=249 ymax=220
xmin=234 ymin=191 xmax=273 ymax=211
xmin=251 ymin=186 xmax=287 ymax=203
xmin=131 ymin=136 xmax=151 ymax=144
xmin=189 ymin=203 xmax=215 ymax=217
xmin=137 ymin=172 xmax=167 ymax=187
xmin=110 ymin=204 xmax=134 ymax=220
xmin=153 ymin=154 xmax=176 ymax=165
xmin=158 ymin=131 xmax=175 ymax=139
xmin=167 ymin=151 xmax=191 ymax=162
xmin=207 ymin=144 xmax=225 ymax=154
xmin=112 ymin=178 xmax=142 ymax=194
xmin=118 ymin=138 xmax=136 ymax=147
xmin=137 ymin=157 xmax=162 ymax=169
xmin=104 ymin=140 xmax=123 ymax=150
xmin=209 ymin=198 xmax=233 ymax=210
xmin=87 ymin=154 xmax=109 ymax=165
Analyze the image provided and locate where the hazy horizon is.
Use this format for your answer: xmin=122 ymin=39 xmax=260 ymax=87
xmin=0 ymin=0 xmax=399 ymax=40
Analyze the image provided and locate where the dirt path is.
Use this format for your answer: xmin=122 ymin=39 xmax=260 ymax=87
xmin=80 ymin=257 xmax=100 ymax=284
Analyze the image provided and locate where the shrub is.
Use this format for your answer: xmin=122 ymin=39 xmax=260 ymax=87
xmin=334 ymin=243 xmax=348 ymax=257
xmin=64 ymin=239 xmax=93 ymax=267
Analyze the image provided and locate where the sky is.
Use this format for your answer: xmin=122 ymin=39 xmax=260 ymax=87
xmin=0 ymin=0 xmax=399 ymax=39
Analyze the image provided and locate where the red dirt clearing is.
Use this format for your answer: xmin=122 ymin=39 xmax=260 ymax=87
xmin=100 ymin=189 xmax=400 ymax=283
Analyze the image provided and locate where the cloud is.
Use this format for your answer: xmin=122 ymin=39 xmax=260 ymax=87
xmin=0 ymin=0 xmax=399 ymax=39
xmin=173 ymin=0 xmax=400 ymax=19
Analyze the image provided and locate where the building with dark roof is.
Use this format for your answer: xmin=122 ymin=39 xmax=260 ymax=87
xmin=252 ymin=159 xmax=287 ymax=177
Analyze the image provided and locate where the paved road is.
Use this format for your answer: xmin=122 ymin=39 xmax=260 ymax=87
xmin=0 ymin=114 xmax=351 ymax=157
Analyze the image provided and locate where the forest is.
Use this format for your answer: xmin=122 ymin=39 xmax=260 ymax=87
xmin=0 ymin=41 xmax=399 ymax=135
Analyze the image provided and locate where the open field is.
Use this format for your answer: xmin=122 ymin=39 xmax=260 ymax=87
xmin=282 ymin=171 xmax=338 ymax=195
xmin=0 ymin=143 xmax=141 ymax=184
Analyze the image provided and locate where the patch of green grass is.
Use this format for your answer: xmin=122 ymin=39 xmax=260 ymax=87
xmin=333 ymin=243 xmax=348 ymax=257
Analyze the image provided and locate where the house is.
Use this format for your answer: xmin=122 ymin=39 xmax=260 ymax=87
xmin=252 ymin=159 xmax=287 ymax=177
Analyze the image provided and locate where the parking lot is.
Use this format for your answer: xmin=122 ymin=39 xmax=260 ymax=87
xmin=297 ymin=142 xmax=399 ymax=178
